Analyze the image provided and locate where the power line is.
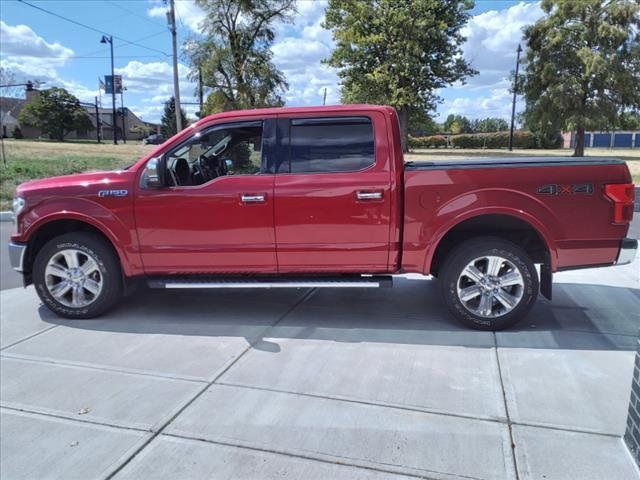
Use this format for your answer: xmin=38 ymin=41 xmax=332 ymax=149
xmin=103 ymin=0 xmax=167 ymax=29
xmin=16 ymin=0 xmax=171 ymax=57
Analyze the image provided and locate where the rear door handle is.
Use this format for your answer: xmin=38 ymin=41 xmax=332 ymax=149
xmin=241 ymin=194 xmax=266 ymax=203
xmin=356 ymin=191 xmax=383 ymax=201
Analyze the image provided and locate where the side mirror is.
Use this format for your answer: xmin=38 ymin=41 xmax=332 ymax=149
xmin=141 ymin=157 xmax=165 ymax=188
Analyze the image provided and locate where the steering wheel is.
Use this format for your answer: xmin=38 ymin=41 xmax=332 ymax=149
xmin=194 ymin=155 xmax=208 ymax=182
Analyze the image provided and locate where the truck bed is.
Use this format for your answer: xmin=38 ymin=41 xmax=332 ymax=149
xmin=405 ymin=156 xmax=625 ymax=170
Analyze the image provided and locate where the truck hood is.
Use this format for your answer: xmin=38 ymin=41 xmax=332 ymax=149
xmin=15 ymin=169 xmax=136 ymax=211
xmin=17 ymin=169 xmax=132 ymax=196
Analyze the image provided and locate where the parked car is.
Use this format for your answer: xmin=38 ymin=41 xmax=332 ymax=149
xmin=143 ymin=133 xmax=164 ymax=145
xmin=8 ymin=105 xmax=636 ymax=329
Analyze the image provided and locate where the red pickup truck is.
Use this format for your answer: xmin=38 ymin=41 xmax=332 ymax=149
xmin=8 ymin=105 xmax=637 ymax=330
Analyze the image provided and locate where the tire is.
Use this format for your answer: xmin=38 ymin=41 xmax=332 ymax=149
xmin=33 ymin=232 xmax=123 ymax=319
xmin=439 ymin=236 xmax=538 ymax=331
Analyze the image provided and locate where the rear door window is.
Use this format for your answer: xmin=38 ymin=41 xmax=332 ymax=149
xmin=284 ymin=117 xmax=375 ymax=174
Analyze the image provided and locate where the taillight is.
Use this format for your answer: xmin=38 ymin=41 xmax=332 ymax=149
xmin=604 ymin=183 xmax=635 ymax=225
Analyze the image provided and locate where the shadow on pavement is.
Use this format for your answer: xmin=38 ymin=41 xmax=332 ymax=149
xmin=38 ymin=276 xmax=640 ymax=352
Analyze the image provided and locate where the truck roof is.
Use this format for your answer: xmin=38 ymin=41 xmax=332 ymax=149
xmin=195 ymin=104 xmax=395 ymax=127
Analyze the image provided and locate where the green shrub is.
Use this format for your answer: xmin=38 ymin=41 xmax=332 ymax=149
xmin=408 ymin=134 xmax=447 ymax=148
xmin=12 ymin=127 xmax=23 ymax=139
xmin=450 ymin=131 xmax=536 ymax=149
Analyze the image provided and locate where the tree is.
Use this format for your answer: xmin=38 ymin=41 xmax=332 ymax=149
xmin=324 ymin=0 xmax=476 ymax=151
xmin=617 ymin=110 xmax=640 ymax=130
xmin=521 ymin=0 xmax=640 ymax=156
xmin=190 ymin=0 xmax=295 ymax=115
xmin=408 ymin=109 xmax=440 ymax=136
xmin=18 ymin=87 xmax=93 ymax=141
xmin=472 ymin=117 xmax=509 ymax=133
xmin=160 ymin=97 xmax=188 ymax=138
xmin=443 ymin=114 xmax=472 ymax=134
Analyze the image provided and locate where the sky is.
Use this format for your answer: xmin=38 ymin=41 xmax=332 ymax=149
xmin=0 ymin=0 xmax=545 ymax=124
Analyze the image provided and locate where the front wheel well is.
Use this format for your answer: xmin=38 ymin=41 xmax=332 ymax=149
xmin=23 ymin=219 xmax=120 ymax=282
xmin=429 ymin=214 xmax=549 ymax=276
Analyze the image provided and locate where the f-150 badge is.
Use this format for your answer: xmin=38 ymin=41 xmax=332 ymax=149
xmin=98 ymin=189 xmax=128 ymax=197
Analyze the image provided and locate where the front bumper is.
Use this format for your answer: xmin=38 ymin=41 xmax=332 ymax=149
xmin=8 ymin=242 xmax=27 ymax=272
xmin=616 ymin=238 xmax=638 ymax=266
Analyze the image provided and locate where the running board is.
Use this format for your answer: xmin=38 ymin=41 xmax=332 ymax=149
xmin=147 ymin=275 xmax=393 ymax=289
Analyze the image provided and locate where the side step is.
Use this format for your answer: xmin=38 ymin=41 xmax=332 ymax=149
xmin=147 ymin=275 xmax=393 ymax=289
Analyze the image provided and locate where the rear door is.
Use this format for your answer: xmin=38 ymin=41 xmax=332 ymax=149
xmin=273 ymin=113 xmax=392 ymax=273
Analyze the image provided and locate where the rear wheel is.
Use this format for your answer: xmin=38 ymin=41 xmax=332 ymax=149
xmin=440 ymin=237 xmax=538 ymax=330
xmin=33 ymin=232 xmax=123 ymax=318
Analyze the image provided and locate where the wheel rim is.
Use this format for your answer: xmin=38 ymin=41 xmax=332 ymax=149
xmin=456 ymin=255 xmax=524 ymax=318
xmin=45 ymin=249 xmax=103 ymax=308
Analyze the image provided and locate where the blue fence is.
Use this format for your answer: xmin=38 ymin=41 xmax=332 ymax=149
xmin=572 ymin=131 xmax=639 ymax=148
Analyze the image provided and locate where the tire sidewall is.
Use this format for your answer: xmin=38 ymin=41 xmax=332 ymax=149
xmin=33 ymin=233 xmax=121 ymax=318
xmin=441 ymin=238 xmax=538 ymax=330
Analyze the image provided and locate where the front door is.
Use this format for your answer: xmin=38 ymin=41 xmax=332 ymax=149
xmin=274 ymin=114 xmax=392 ymax=273
xmin=134 ymin=119 xmax=277 ymax=274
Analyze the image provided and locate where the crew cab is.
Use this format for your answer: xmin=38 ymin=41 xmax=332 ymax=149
xmin=8 ymin=105 xmax=637 ymax=330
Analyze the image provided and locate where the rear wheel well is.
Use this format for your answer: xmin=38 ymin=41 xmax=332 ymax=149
xmin=23 ymin=220 xmax=120 ymax=282
xmin=430 ymin=214 xmax=549 ymax=276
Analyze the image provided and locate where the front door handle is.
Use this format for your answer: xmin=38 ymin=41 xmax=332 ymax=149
xmin=356 ymin=191 xmax=383 ymax=201
xmin=241 ymin=194 xmax=266 ymax=203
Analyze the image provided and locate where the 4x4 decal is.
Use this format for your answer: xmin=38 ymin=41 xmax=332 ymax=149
xmin=537 ymin=183 xmax=593 ymax=195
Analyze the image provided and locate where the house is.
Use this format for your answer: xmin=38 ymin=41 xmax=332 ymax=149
xmin=1 ymin=85 xmax=158 ymax=141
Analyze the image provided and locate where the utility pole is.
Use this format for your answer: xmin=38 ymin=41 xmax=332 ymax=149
xmin=94 ymin=96 xmax=101 ymax=143
xmin=168 ymin=0 xmax=182 ymax=132
xmin=508 ymin=44 xmax=523 ymax=152
xmin=101 ymin=35 xmax=117 ymax=145
xmin=322 ymin=87 xmax=327 ymax=106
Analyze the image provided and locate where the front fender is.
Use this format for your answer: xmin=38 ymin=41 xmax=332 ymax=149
xmin=18 ymin=197 xmax=142 ymax=276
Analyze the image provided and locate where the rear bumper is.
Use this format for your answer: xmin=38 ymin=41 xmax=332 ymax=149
xmin=8 ymin=242 xmax=27 ymax=272
xmin=616 ymin=238 xmax=638 ymax=266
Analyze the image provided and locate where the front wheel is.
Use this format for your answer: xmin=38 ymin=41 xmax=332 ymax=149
xmin=33 ymin=232 xmax=123 ymax=319
xmin=440 ymin=237 xmax=539 ymax=330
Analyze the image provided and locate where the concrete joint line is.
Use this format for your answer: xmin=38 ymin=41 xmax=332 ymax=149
xmin=217 ymin=380 xmax=507 ymax=425
xmin=0 ymin=352 xmax=209 ymax=384
xmin=162 ymin=432 xmax=481 ymax=480
xmin=103 ymin=288 xmax=318 ymax=480
xmin=0 ymin=325 xmax=59 ymax=352
xmin=0 ymin=405 xmax=150 ymax=434
xmin=493 ymin=332 xmax=521 ymax=480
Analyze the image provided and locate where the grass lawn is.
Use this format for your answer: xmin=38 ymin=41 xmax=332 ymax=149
xmin=0 ymin=139 xmax=154 ymax=210
xmin=1 ymin=141 xmax=638 ymax=210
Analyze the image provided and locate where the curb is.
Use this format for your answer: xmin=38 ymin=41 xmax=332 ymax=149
xmin=0 ymin=211 xmax=14 ymax=222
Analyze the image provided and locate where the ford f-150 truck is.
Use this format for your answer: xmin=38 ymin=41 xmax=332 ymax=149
xmin=8 ymin=105 xmax=637 ymax=330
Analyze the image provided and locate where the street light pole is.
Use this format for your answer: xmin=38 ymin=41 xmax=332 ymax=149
xmin=101 ymin=35 xmax=117 ymax=145
xmin=120 ymin=87 xmax=127 ymax=144
xmin=508 ymin=44 xmax=523 ymax=152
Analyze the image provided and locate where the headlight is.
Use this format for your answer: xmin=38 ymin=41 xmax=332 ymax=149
xmin=12 ymin=197 xmax=25 ymax=218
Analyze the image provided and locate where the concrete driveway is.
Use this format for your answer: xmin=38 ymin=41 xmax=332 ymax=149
xmin=1 ymin=247 xmax=639 ymax=479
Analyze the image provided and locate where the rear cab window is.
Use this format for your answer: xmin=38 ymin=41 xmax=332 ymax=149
xmin=279 ymin=117 xmax=375 ymax=174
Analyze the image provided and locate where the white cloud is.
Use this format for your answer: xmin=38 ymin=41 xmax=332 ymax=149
xmin=271 ymin=0 xmax=339 ymax=106
xmin=0 ymin=20 xmax=75 ymax=88
xmin=148 ymin=0 xmax=205 ymax=33
xmin=461 ymin=1 xmax=543 ymax=88
xmin=0 ymin=21 xmax=74 ymax=62
xmin=436 ymin=1 xmax=543 ymax=121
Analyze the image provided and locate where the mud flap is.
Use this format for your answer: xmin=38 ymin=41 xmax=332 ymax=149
xmin=540 ymin=263 xmax=552 ymax=300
